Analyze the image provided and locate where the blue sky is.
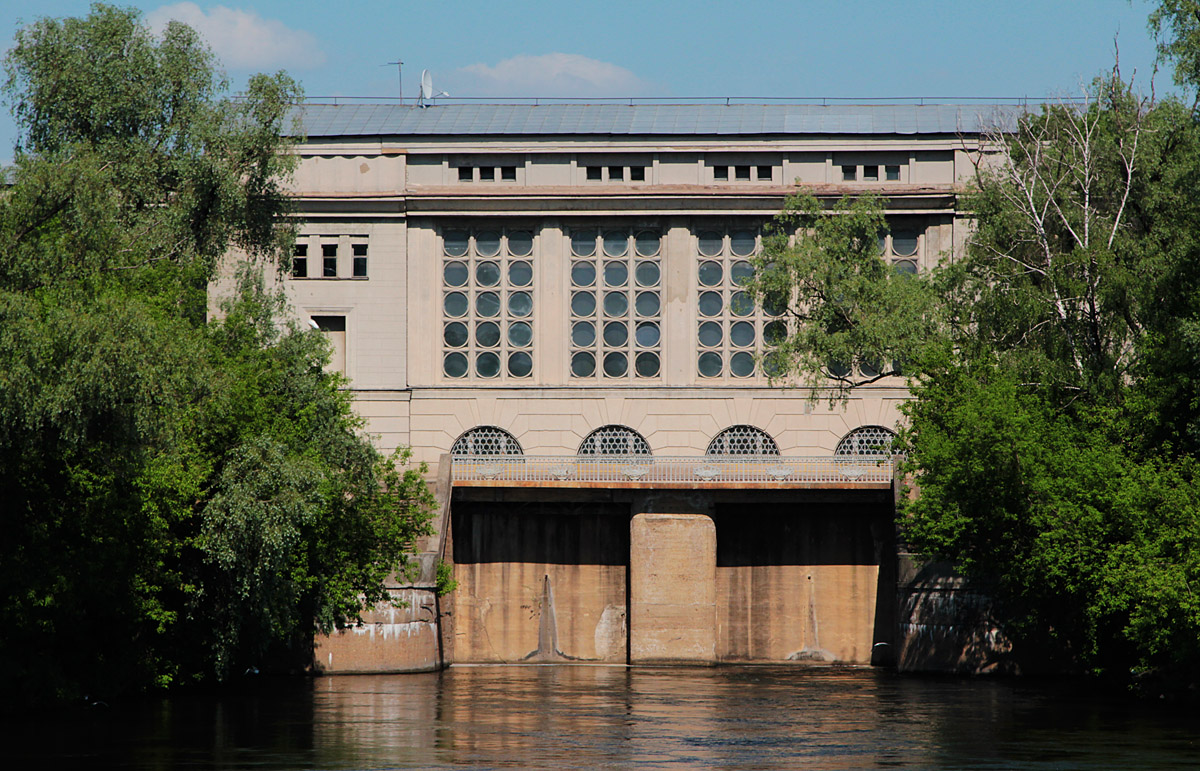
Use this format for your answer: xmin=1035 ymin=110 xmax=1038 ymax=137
xmin=0 ymin=1 xmax=1173 ymax=162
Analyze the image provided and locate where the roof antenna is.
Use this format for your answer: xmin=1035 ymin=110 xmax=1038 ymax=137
xmin=382 ymin=58 xmax=403 ymax=104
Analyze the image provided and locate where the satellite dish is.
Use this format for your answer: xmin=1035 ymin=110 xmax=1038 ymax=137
xmin=419 ymin=69 xmax=433 ymax=105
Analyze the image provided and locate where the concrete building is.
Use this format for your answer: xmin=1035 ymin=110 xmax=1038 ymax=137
xmin=263 ymin=102 xmax=1011 ymax=672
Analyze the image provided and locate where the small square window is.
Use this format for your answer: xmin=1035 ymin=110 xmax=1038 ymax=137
xmin=735 ymin=165 xmax=751 ymax=180
xmin=352 ymin=244 xmax=367 ymax=277
xmin=479 ymin=167 xmax=495 ymax=181
xmin=886 ymin=165 xmax=901 ymax=181
xmin=586 ymin=166 xmax=602 ymax=181
xmin=292 ymin=244 xmax=307 ymax=278
xmin=322 ymin=244 xmax=337 ymax=277
xmin=630 ymin=166 xmax=645 ymax=181
xmin=500 ymin=166 xmax=516 ymax=180
xmin=842 ymin=165 xmax=857 ymax=181
xmin=714 ymin=166 xmax=729 ymax=181
xmin=756 ymin=165 xmax=773 ymax=181
xmin=609 ymin=166 xmax=624 ymax=181
xmin=863 ymin=165 xmax=879 ymax=181
xmin=458 ymin=166 xmax=473 ymax=181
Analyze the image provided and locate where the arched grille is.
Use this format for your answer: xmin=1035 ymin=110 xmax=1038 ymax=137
xmin=835 ymin=426 xmax=897 ymax=456
xmin=706 ymin=425 xmax=779 ymax=456
xmin=451 ymin=426 xmax=523 ymax=456
xmin=577 ymin=425 xmax=651 ymax=456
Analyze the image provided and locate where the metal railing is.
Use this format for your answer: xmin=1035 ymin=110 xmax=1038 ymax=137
xmin=450 ymin=455 xmax=894 ymax=488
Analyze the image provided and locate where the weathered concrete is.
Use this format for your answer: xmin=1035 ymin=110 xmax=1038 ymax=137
xmin=313 ymin=588 xmax=441 ymax=673
xmin=629 ymin=512 xmax=717 ymax=663
xmin=450 ymin=501 xmax=628 ymax=662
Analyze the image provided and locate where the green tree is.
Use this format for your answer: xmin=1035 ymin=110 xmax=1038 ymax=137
xmin=0 ymin=5 xmax=433 ymax=703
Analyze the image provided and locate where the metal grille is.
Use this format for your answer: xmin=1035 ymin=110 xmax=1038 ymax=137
xmin=835 ymin=426 xmax=897 ymax=456
xmin=707 ymin=425 xmax=779 ymax=456
xmin=451 ymin=426 xmax=523 ymax=456
xmin=577 ymin=425 xmax=651 ymax=456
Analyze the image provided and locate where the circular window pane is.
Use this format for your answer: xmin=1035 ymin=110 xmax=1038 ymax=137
xmin=893 ymin=259 xmax=918 ymax=276
xmin=444 ymin=321 xmax=468 ymax=347
xmin=443 ymin=260 xmax=468 ymax=287
xmin=443 ymin=352 xmax=468 ymax=378
xmin=635 ymin=231 xmax=660 ymax=257
xmin=603 ymin=231 xmax=628 ymax=257
xmin=476 ymin=291 xmax=500 ymax=317
xmin=603 ymin=352 xmax=628 ymax=377
xmin=829 ymin=360 xmax=851 ymax=378
xmin=571 ymin=291 xmax=597 ymax=317
xmin=699 ymin=291 xmax=724 ymax=317
xmin=476 ymin=231 xmax=501 ymax=257
xmin=476 ymin=260 xmax=500 ymax=286
xmin=603 ymin=321 xmax=629 ymax=347
xmin=859 ymin=359 xmax=882 ymax=378
xmin=730 ymin=230 xmax=756 ymax=256
xmin=603 ymin=292 xmax=629 ymax=317
xmin=444 ymin=292 xmax=468 ymax=317
xmin=698 ymin=231 xmax=723 ymax=257
xmin=731 ymin=260 xmax=755 ymax=286
xmin=475 ymin=321 xmax=501 ymax=347
xmin=763 ymin=357 xmax=784 ymax=378
xmin=572 ymin=321 xmax=596 ymax=347
xmin=571 ymin=351 xmax=596 ymax=377
xmin=698 ymin=261 xmax=723 ymax=286
xmin=698 ymin=321 xmax=723 ymax=347
xmin=730 ymin=321 xmax=756 ymax=347
xmin=444 ymin=230 xmax=469 ymax=257
xmin=476 ymin=351 xmax=501 ymax=377
xmin=635 ymin=291 xmax=660 ymax=317
xmin=603 ymin=261 xmax=628 ymax=287
xmin=892 ymin=232 xmax=918 ymax=257
xmin=635 ymin=321 xmax=660 ymax=347
xmin=730 ymin=291 xmax=754 ymax=317
xmin=571 ymin=230 xmax=596 ymax=257
xmin=571 ymin=261 xmax=596 ymax=287
xmin=508 ymin=291 xmax=533 ymax=317
xmin=764 ymin=294 xmax=788 ymax=317
xmin=635 ymin=261 xmax=660 ymax=287
xmin=508 ymin=231 xmax=533 ymax=256
xmin=509 ymin=260 xmax=533 ymax=286
xmin=509 ymin=321 xmax=533 ymax=347
xmin=635 ymin=352 xmax=660 ymax=377
xmin=698 ymin=351 xmax=723 ymax=377
xmin=730 ymin=352 xmax=755 ymax=377
xmin=764 ymin=320 xmax=787 ymax=345
xmin=508 ymin=351 xmax=533 ymax=377
xmin=876 ymin=235 xmax=888 ymax=256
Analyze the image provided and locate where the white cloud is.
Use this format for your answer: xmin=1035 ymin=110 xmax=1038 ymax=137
xmin=145 ymin=3 xmax=325 ymax=70
xmin=450 ymin=53 xmax=656 ymax=97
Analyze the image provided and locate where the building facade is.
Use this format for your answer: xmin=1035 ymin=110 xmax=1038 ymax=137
xmin=259 ymin=103 xmax=1008 ymax=670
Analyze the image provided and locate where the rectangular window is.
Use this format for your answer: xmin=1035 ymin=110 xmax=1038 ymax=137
xmin=479 ymin=167 xmax=495 ymax=181
xmin=500 ymin=166 xmax=516 ymax=180
xmin=842 ymin=165 xmax=857 ymax=181
xmin=311 ymin=315 xmax=346 ymax=374
xmin=714 ymin=166 xmax=729 ymax=181
xmin=608 ymin=166 xmax=624 ymax=181
xmin=586 ymin=166 xmax=603 ymax=181
xmin=352 ymin=244 xmax=368 ymax=277
xmin=322 ymin=244 xmax=337 ymax=277
xmin=735 ymin=165 xmax=751 ymax=181
xmin=458 ymin=166 xmax=473 ymax=181
xmin=292 ymin=244 xmax=307 ymax=278
xmin=886 ymin=165 xmax=901 ymax=181
xmin=863 ymin=165 xmax=879 ymax=181
xmin=756 ymin=165 xmax=773 ymax=181
xmin=630 ymin=166 xmax=646 ymax=181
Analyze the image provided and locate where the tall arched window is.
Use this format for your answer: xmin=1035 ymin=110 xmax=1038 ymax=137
xmin=835 ymin=425 xmax=897 ymax=456
xmin=706 ymin=425 xmax=779 ymax=456
xmin=451 ymin=426 xmax=523 ymax=456
xmin=577 ymin=425 xmax=652 ymax=456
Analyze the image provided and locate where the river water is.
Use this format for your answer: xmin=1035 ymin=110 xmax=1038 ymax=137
xmin=6 ymin=665 xmax=1198 ymax=769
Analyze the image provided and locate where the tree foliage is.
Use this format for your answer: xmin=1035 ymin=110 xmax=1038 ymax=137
xmin=0 ymin=5 xmax=433 ymax=703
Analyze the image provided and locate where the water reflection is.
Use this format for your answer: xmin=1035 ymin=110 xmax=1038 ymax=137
xmin=4 ymin=666 xmax=1199 ymax=769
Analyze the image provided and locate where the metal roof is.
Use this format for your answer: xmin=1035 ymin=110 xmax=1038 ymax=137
xmin=292 ymin=103 xmax=1024 ymax=139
